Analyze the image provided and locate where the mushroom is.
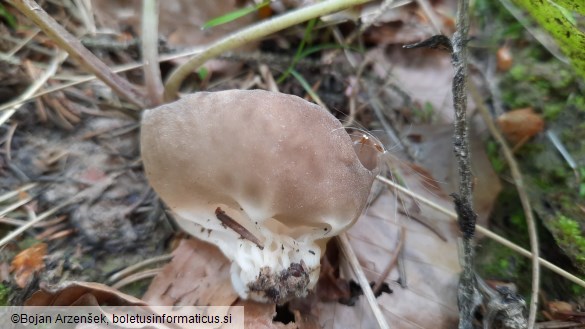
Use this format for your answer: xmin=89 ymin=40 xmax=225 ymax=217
xmin=141 ymin=89 xmax=382 ymax=303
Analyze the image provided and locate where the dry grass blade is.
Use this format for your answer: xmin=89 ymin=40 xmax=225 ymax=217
xmin=163 ymin=0 xmax=380 ymax=100
xmin=111 ymin=268 xmax=162 ymax=290
xmin=375 ymin=175 xmax=585 ymax=289
xmin=0 ymin=51 xmax=67 ymax=126
xmin=0 ymin=184 xmax=36 ymax=203
xmin=338 ymin=233 xmax=391 ymax=329
xmin=0 ymin=173 xmax=119 ymax=248
xmin=0 ymin=47 xmax=209 ymax=113
xmin=141 ymin=0 xmax=164 ymax=106
xmin=0 ymin=196 xmax=33 ymax=217
xmin=9 ymin=0 xmax=146 ymax=108
xmin=372 ymin=225 xmax=405 ymax=294
xmin=107 ymin=254 xmax=172 ymax=284
xmin=469 ymin=81 xmax=540 ymax=329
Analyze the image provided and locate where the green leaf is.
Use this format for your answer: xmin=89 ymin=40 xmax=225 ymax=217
xmin=197 ymin=67 xmax=208 ymax=80
xmin=0 ymin=3 xmax=17 ymax=29
xmin=290 ymin=69 xmax=320 ymax=104
xmin=511 ymin=0 xmax=585 ymax=80
xmin=202 ymin=0 xmax=270 ymax=30
xmin=277 ymin=19 xmax=317 ymax=83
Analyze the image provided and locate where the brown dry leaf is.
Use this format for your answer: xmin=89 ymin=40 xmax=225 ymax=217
xmin=10 ymin=242 xmax=47 ymax=288
xmin=316 ymin=241 xmax=351 ymax=302
xmin=234 ymin=300 xmax=296 ymax=329
xmin=497 ymin=46 xmax=513 ymax=72
xmin=497 ymin=108 xmax=545 ymax=144
xmin=143 ymin=238 xmax=238 ymax=306
xmin=92 ymin=0 xmax=257 ymax=74
xmin=368 ymin=47 xmax=458 ymax=122
xmin=318 ymin=160 xmax=461 ymax=328
xmin=25 ymin=281 xmax=146 ymax=306
xmin=405 ymin=124 xmax=502 ymax=228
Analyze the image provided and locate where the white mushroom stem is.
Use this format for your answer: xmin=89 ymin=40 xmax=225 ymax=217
xmin=141 ymin=90 xmax=381 ymax=303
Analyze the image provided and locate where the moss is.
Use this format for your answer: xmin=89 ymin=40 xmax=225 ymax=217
xmin=550 ymin=215 xmax=585 ymax=271
xmin=543 ymin=103 xmax=563 ymax=120
xmin=0 ymin=283 xmax=8 ymax=306
xmin=411 ymin=101 xmax=435 ymax=123
xmin=486 ymin=140 xmax=505 ymax=173
xmin=570 ymin=282 xmax=585 ymax=296
xmin=477 ymin=237 xmax=530 ymax=292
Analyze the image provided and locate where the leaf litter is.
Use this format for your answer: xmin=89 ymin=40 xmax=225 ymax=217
xmin=3 ymin=0 xmax=582 ymax=327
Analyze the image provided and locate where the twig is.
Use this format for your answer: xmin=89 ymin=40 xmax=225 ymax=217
xmin=338 ymin=233 xmax=391 ymax=329
xmin=470 ymin=82 xmax=540 ymax=329
xmin=376 ymin=175 xmax=585 ymax=288
xmin=107 ymin=254 xmax=172 ymax=283
xmin=9 ymin=0 xmax=146 ymax=108
xmin=372 ymin=225 xmax=405 ymax=294
xmin=448 ymin=0 xmax=484 ymax=327
xmin=141 ymin=0 xmax=164 ymax=106
xmin=163 ymin=0 xmax=379 ymax=101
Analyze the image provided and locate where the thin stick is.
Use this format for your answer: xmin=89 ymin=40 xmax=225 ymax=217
xmin=141 ymin=0 xmax=164 ymax=106
xmin=450 ymin=0 xmax=481 ymax=327
xmin=376 ymin=175 xmax=585 ymax=288
xmin=215 ymin=207 xmax=264 ymax=250
xmin=108 ymin=254 xmax=172 ymax=283
xmin=372 ymin=225 xmax=406 ymax=294
xmin=469 ymin=82 xmax=540 ymax=329
xmin=10 ymin=0 xmax=146 ymax=108
xmin=338 ymin=233 xmax=391 ymax=329
xmin=163 ymin=0 xmax=380 ymax=101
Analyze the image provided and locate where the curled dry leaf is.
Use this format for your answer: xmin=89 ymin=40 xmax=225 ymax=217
xmin=406 ymin=124 xmax=502 ymax=228
xmin=497 ymin=108 xmax=545 ymax=144
xmin=318 ymin=160 xmax=461 ymax=329
xmin=25 ymin=281 xmax=146 ymax=306
xmin=143 ymin=238 xmax=239 ymax=306
xmin=10 ymin=243 xmax=47 ymax=288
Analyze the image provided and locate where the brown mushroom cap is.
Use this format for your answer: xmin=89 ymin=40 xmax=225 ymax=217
xmin=142 ymin=90 xmax=375 ymax=233
xmin=141 ymin=89 xmax=379 ymax=302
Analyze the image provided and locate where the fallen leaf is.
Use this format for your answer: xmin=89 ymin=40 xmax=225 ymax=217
xmin=318 ymin=160 xmax=461 ymax=328
xmin=92 ymin=0 xmax=257 ymax=74
xmin=497 ymin=46 xmax=513 ymax=72
xmin=367 ymin=47 xmax=458 ymax=122
xmin=143 ymin=238 xmax=238 ymax=306
xmin=497 ymin=108 xmax=545 ymax=144
xmin=405 ymin=124 xmax=502 ymax=228
xmin=25 ymin=281 xmax=146 ymax=306
xmin=10 ymin=243 xmax=47 ymax=288
xmin=316 ymin=240 xmax=351 ymax=302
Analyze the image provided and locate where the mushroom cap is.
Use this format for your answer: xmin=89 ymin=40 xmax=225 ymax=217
xmin=141 ymin=89 xmax=378 ymax=302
